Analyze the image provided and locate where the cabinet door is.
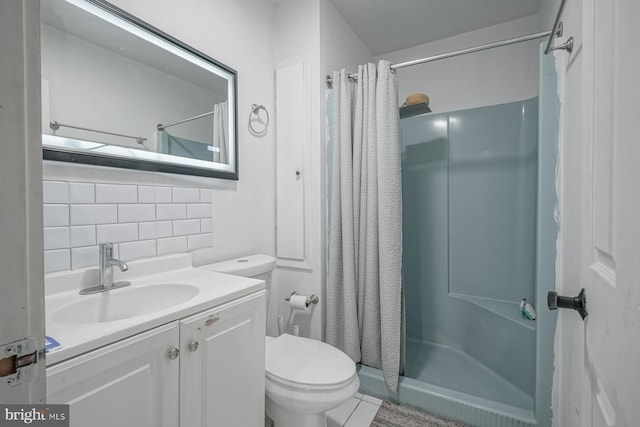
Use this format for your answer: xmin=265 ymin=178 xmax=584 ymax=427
xmin=47 ymin=323 xmax=179 ymax=427
xmin=180 ymin=291 xmax=266 ymax=427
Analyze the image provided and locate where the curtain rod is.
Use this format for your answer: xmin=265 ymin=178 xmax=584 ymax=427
xmin=157 ymin=110 xmax=214 ymax=131
xmin=49 ymin=120 xmax=147 ymax=144
xmin=325 ymin=30 xmax=551 ymax=87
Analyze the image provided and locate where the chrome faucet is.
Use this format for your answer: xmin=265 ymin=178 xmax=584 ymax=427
xmin=79 ymin=243 xmax=131 ymax=295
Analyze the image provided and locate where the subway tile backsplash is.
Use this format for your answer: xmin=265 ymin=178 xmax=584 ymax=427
xmin=43 ymin=181 xmax=213 ymax=274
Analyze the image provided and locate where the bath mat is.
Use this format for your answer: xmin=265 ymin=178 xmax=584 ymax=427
xmin=371 ymin=400 xmax=467 ymax=427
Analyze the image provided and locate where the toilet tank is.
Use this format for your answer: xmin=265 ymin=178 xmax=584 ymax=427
xmin=200 ymin=254 xmax=276 ymax=295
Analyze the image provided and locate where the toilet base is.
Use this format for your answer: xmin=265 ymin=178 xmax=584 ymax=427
xmin=266 ymin=396 xmax=327 ymax=427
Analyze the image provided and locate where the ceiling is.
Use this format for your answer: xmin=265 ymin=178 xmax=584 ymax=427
xmin=329 ymin=0 xmax=541 ymax=56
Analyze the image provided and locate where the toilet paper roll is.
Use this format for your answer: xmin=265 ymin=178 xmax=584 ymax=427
xmin=289 ymin=294 xmax=310 ymax=311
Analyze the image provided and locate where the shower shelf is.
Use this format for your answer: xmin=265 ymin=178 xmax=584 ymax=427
xmin=449 ymin=293 xmax=536 ymax=331
xmin=399 ymin=102 xmax=431 ymax=119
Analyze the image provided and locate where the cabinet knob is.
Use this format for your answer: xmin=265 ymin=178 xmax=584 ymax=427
xmin=188 ymin=341 xmax=199 ymax=352
xmin=168 ymin=348 xmax=180 ymax=360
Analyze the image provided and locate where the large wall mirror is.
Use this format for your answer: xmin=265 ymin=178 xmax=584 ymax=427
xmin=41 ymin=0 xmax=238 ymax=179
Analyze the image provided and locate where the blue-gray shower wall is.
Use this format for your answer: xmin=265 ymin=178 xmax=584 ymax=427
xmin=402 ymin=98 xmax=539 ymax=405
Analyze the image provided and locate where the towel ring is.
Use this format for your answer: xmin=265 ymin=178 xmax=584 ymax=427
xmin=248 ymin=104 xmax=269 ymax=136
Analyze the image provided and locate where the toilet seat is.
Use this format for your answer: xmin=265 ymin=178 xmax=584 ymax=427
xmin=266 ymin=334 xmax=356 ymax=391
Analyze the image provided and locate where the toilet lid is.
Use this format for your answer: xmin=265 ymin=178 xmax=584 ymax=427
xmin=266 ymin=334 xmax=356 ymax=388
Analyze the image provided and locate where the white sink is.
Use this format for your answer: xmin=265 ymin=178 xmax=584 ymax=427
xmin=51 ymin=283 xmax=199 ymax=324
xmin=44 ymin=253 xmax=266 ymax=366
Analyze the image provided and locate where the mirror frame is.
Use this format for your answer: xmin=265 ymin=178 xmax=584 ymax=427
xmin=42 ymin=0 xmax=239 ymax=180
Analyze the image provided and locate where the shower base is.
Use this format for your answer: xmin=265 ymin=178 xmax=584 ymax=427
xmin=357 ymin=339 xmax=537 ymax=427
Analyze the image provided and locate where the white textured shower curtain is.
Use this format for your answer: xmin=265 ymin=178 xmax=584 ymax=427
xmin=327 ymin=61 xmax=402 ymax=391
xmin=212 ymin=101 xmax=228 ymax=164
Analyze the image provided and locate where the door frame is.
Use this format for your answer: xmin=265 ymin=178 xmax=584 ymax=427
xmin=0 ymin=0 xmax=45 ymax=404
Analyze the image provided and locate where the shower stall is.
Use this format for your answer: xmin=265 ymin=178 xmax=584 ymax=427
xmin=357 ymin=50 xmax=558 ymax=427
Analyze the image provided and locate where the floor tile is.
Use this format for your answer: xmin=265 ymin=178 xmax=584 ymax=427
xmin=361 ymin=394 xmax=383 ymax=406
xmin=326 ymin=397 xmax=360 ymax=427
xmin=344 ymin=401 xmax=380 ymax=427
xmin=354 ymin=392 xmax=363 ymax=399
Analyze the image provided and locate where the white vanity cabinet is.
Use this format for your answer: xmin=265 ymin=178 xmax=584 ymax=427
xmin=47 ymin=290 xmax=266 ymax=427
xmin=46 ymin=322 xmax=180 ymax=427
xmin=180 ymin=292 xmax=266 ymax=427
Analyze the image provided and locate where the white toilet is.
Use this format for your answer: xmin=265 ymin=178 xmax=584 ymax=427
xmin=200 ymin=255 xmax=359 ymax=427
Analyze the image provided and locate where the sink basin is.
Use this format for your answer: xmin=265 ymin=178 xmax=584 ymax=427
xmin=52 ymin=283 xmax=199 ymax=324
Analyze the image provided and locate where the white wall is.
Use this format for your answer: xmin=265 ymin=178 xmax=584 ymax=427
xmin=272 ymin=0 xmax=372 ymax=339
xmin=42 ymin=24 xmax=222 ymax=148
xmin=43 ymin=0 xmax=276 ymax=274
xmin=320 ymin=0 xmax=373 ymax=80
xmin=539 ymin=0 xmax=561 ymax=31
xmin=273 ymin=0 xmax=321 ymax=338
xmin=376 ymin=15 xmax=541 ymax=113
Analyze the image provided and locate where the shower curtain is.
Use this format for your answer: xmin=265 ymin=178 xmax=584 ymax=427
xmin=212 ymin=101 xmax=228 ymax=164
xmin=327 ymin=61 xmax=403 ymax=391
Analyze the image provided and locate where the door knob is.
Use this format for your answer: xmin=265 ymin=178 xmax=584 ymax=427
xmin=547 ymin=288 xmax=588 ymax=320
xmin=168 ymin=348 xmax=180 ymax=360
xmin=188 ymin=341 xmax=199 ymax=352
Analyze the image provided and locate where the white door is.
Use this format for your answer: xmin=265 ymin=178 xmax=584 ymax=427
xmin=47 ymin=323 xmax=180 ymax=427
xmin=576 ymin=0 xmax=640 ymax=425
xmin=0 ymin=0 xmax=45 ymax=404
xmin=179 ymin=291 xmax=266 ymax=427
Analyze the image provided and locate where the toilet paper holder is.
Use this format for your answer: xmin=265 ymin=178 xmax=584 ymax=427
xmin=285 ymin=292 xmax=319 ymax=307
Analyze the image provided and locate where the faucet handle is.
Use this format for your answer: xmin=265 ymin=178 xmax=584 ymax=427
xmin=99 ymin=242 xmax=113 ymax=256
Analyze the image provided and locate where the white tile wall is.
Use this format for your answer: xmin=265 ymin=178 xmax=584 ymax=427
xmin=188 ymin=233 xmax=213 ymax=251
xmin=71 ymin=246 xmax=100 ymax=269
xmin=44 ymin=227 xmax=70 ymax=250
xmin=44 ymin=249 xmax=71 ymax=273
xmin=43 ymin=205 xmax=69 ymax=227
xmin=70 ymin=225 xmax=96 ymax=247
xmin=172 ymin=187 xmax=199 ymax=203
xmin=96 ymin=223 xmax=139 ymax=243
xmin=95 ymin=184 xmax=138 ymax=203
xmin=119 ymin=240 xmax=157 ymax=261
xmin=155 ymin=187 xmax=172 ymax=203
xmin=43 ymin=181 xmax=214 ymax=274
xmin=173 ymin=219 xmax=200 ymax=236
xmin=137 ymin=186 xmax=156 ymax=203
xmin=156 ymin=221 xmax=173 ymax=238
xmin=138 ymin=222 xmax=157 ymax=240
xmin=43 ymin=182 xmax=69 ymax=203
xmin=118 ymin=204 xmax=155 ymax=222
xmin=69 ymin=183 xmax=94 ymax=203
xmin=70 ymin=204 xmax=117 ymax=225
xmin=157 ymin=204 xmax=186 ymax=220
xmin=187 ymin=203 xmax=211 ymax=219
xmin=157 ymin=236 xmax=188 ymax=255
